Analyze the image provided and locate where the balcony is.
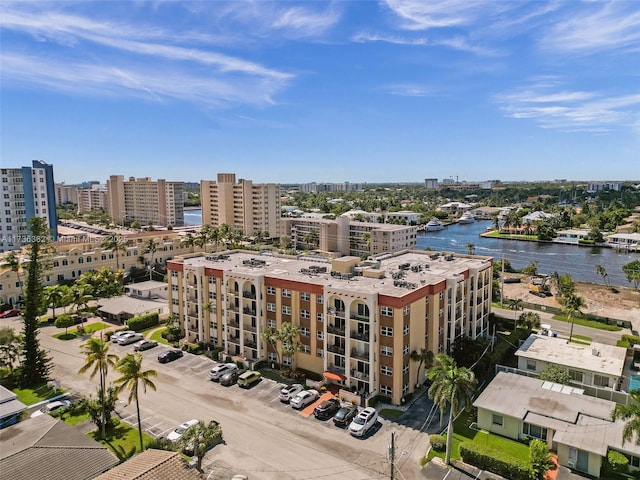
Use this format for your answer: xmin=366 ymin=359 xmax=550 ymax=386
xmin=244 ymin=340 xmax=257 ymax=349
xmin=327 ymin=363 xmax=345 ymax=375
xmin=227 ymin=336 xmax=240 ymax=344
xmin=327 ymin=324 xmax=345 ymax=336
xmin=329 ymin=309 xmax=345 ymax=318
xmin=327 ymin=345 xmax=345 ymax=355
xmin=350 ymin=331 xmax=369 ymax=342
xmin=242 ymin=291 xmax=256 ymax=299
xmin=227 ymin=304 xmax=238 ymax=312
xmin=350 ymin=349 xmax=370 ymax=361
xmin=350 ymin=313 xmax=370 ymax=323
xmin=227 ymin=320 xmax=240 ymax=328
xmin=243 ymin=307 xmax=257 ymax=316
xmin=350 ymin=368 xmax=370 ymax=382
xmin=243 ymin=324 xmax=257 ymax=333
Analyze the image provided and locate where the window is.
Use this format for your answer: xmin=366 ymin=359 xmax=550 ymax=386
xmin=523 ymin=422 xmax=547 ymax=440
xmin=381 ymin=306 xmax=393 ymax=316
xmin=317 ymin=295 xmax=324 ymax=304
xmin=381 ymin=326 xmax=393 ymax=337
xmin=282 ymin=305 xmax=291 ymax=315
xmin=78 ymin=257 xmax=84 ymax=264
xmin=301 ymin=344 xmax=311 ymax=354
xmin=594 ymin=374 xmax=609 ymax=387
xmin=267 ymin=319 xmax=276 ymax=328
xmin=300 ymin=310 xmax=310 ymax=319
xmin=569 ymin=370 xmax=583 ymax=383
xmin=403 ymin=363 xmax=409 ymax=374
xmin=267 ymin=303 xmax=276 ymax=312
xmin=526 ymin=360 xmax=536 ymax=371
xmin=267 ymin=286 xmax=276 ymax=295
xmin=300 ymin=292 xmax=310 ymax=301
xmin=300 ymin=327 xmax=310 ymax=337
xmin=403 ymin=305 xmax=410 ymax=315
xmin=381 ymin=365 xmax=393 ymax=376
xmin=317 ymin=313 xmax=324 ymax=322
xmin=381 ymin=385 xmax=392 ymax=396
xmin=282 ymin=289 xmax=291 ymax=298
xmin=403 ymin=383 xmax=409 ymax=394
xmin=403 ymin=344 xmax=409 ymax=355
xmin=403 ymin=324 xmax=409 ymax=336
xmin=317 ymin=349 xmax=324 ymax=358
xmin=492 ymin=414 xmax=503 ymax=427
xmin=317 ymin=331 xmax=325 ymax=340
xmin=381 ymin=346 xmax=393 ymax=357
xmin=282 ymin=356 xmax=292 ymax=366
xmin=268 ymin=352 xmax=277 ymax=362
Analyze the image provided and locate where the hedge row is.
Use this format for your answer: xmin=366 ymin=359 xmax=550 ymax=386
xmin=617 ymin=334 xmax=640 ymax=349
xmin=460 ymin=442 xmax=532 ymax=480
xmin=127 ymin=312 xmax=159 ymax=331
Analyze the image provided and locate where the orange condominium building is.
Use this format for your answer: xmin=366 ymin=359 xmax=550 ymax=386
xmin=167 ymin=249 xmax=493 ymax=405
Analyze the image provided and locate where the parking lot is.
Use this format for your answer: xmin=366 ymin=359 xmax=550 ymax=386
xmin=109 ymin=341 xmax=389 ymax=441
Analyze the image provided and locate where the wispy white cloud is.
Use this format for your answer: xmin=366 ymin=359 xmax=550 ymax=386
xmin=352 ymin=32 xmax=428 ymax=46
xmin=496 ymin=83 xmax=640 ymax=132
xmin=352 ymin=31 xmax=500 ymax=56
xmin=271 ymin=6 xmax=341 ymax=37
xmin=384 ymin=0 xmax=489 ymax=30
xmin=0 ymin=4 xmax=292 ymax=107
xmin=540 ymin=2 xmax=640 ymax=53
xmin=383 ymin=84 xmax=436 ymax=97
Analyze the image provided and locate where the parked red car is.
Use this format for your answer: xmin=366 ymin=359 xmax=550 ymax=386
xmin=0 ymin=309 xmax=21 ymax=318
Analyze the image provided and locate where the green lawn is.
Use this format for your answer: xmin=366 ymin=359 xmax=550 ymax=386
xmin=149 ymin=327 xmax=170 ymax=345
xmin=53 ymin=322 xmax=110 ymax=340
xmin=570 ymin=334 xmax=592 ymax=345
xmin=482 ymin=231 xmax=539 ymax=241
xmin=551 ymin=314 xmax=621 ymax=331
xmin=53 ymin=408 xmax=90 ymax=426
xmin=379 ymin=408 xmax=404 ymax=421
xmin=258 ymin=368 xmax=294 ymax=384
xmin=13 ymin=383 xmax=63 ymax=405
xmin=89 ymin=418 xmax=155 ymax=460
xmin=425 ymin=409 xmax=530 ymax=465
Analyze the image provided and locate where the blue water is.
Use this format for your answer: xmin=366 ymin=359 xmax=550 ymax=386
xmin=183 ymin=209 xmax=637 ymax=286
xmin=630 ymin=375 xmax=640 ymax=391
xmin=417 ymin=220 xmax=637 ymax=286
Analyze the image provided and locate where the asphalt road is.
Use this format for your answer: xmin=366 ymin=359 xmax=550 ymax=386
xmin=4 ymin=317 xmax=432 ymax=480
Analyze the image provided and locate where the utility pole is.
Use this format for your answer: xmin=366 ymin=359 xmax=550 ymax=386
xmin=500 ymin=255 xmax=505 ymax=308
xmin=389 ymin=431 xmax=396 ymax=480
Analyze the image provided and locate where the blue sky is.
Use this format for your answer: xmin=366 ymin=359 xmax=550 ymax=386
xmin=2 ymin=0 xmax=639 ymax=184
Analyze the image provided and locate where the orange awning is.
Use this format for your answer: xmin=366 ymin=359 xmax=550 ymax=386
xmin=323 ymin=371 xmax=346 ymax=382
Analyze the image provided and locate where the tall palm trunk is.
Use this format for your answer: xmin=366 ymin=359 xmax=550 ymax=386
xmin=100 ymin=364 xmax=106 ymax=439
xmin=135 ymin=393 xmax=143 ymax=452
xmin=445 ymin=401 xmax=454 ymax=465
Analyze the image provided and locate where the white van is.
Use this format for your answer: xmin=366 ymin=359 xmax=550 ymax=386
xmin=348 ymin=407 xmax=378 ymax=437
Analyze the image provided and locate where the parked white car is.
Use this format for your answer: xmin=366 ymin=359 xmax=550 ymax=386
xmin=31 ymin=400 xmax=71 ymax=418
xmin=111 ymin=330 xmax=135 ymax=342
xmin=348 ymin=407 xmax=378 ymax=437
xmin=278 ymin=383 xmax=304 ymax=403
xmin=290 ymin=389 xmax=319 ymax=410
xmin=208 ymin=363 xmax=238 ymax=381
xmin=117 ymin=332 xmax=144 ymax=345
xmin=167 ymin=418 xmax=199 ymax=442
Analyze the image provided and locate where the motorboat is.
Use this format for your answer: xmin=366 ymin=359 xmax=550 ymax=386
xmin=458 ymin=212 xmax=475 ymax=224
xmin=425 ymin=217 xmax=445 ymax=231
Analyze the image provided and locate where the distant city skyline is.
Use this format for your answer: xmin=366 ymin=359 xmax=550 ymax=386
xmin=2 ymin=1 xmax=639 ymax=184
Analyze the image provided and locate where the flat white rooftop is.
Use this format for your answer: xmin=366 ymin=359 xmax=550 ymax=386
xmin=516 ymin=334 xmax=626 ymax=377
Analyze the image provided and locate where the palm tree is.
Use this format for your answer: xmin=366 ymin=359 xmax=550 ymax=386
xmin=78 ymin=337 xmax=119 ymax=439
xmin=101 ymin=235 xmax=128 ymax=271
xmin=465 ymin=243 xmax=475 ymax=255
xmin=506 ymin=298 xmax=524 ymax=331
xmin=427 ymin=355 xmax=477 ymax=465
xmin=613 ymin=390 xmax=640 ymax=446
xmin=113 ymin=353 xmax=157 ymax=452
xmin=261 ymin=326 xmax=281 ymax=367
xmin=519 ymin=311 xmax=541 ymax=333
xmin=410 ymin=348 xmax=434 ymax=388
xmin=180 ymin=232 xmax=196 ymax=253
xmin=564 ymin=292 xmax=585 ymax=343
xmin=178 ymin=420 xmax=223 ymax=472
xmin=71 ymin=283 xmax=93 ymax=315
xmin=279 ymin=322 xmax=302 ymax=370
xmin=196 ymin=225 xmax=211 ymax=253
xmin=4 ymin=251 xmax=24 ymax=298
xmin=44 ymin=285 xmax=67 ymax=320
xmin=596 ymin=264 xmax=610 ymax=288
xmin=142 ymin=239 xmax=158 ymax=280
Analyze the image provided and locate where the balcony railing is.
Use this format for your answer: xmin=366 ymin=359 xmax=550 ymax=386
xmin=327 ymin=363 xmax=345 ymax=375
xmin=329 ymin=309 xmax=345 ymax=318
xmin=227 ymin=336 xmax=240 ymax=344
xmin=350 ymin=313 xmax=370 ymax=323
xmin=242 ymin=291 xmax=256 ymax=299
xmin=227 ymin=320 xmax=240 ymax=328
xmin=243 ymin=307 xmax=257 ymax=316
xmin=350 ymin=331 xmax=370 ymax=341
xmin=327 ymin=345 xmax=345 ymax=355
xmin=244 ymin=341 xmax=257 ymax=349
xmin=227 ymin=304 xmax=238 ymax=312
xmin=350 ymin=349 xmax=370 ymax=361
xmin=350 ymin=368 xmax=370 ymax=382
xmin=243 ymin=324 xmax=257 ymax=333
xmin=327 ymin=325 xmax=345 ymax=336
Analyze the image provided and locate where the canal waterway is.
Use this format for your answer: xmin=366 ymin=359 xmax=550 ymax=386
xmin=183 ymin=209 xmax=637 ymax=287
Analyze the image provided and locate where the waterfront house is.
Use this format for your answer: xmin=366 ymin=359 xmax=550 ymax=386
xmin=474 ymin=372 xmax=640 ymax=477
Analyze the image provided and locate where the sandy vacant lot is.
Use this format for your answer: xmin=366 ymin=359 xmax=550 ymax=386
xmin=502 ymin=277 xmax=640 ymax=322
